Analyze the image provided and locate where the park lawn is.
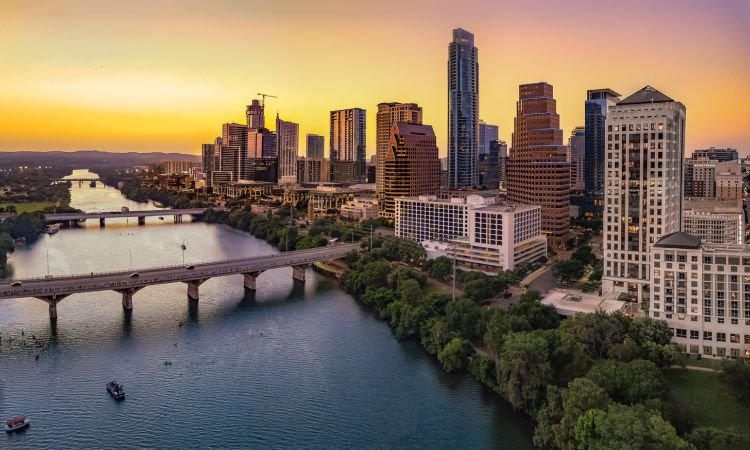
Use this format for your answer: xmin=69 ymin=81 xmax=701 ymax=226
xmin=665 ymin=368 xmax=750 ymax=434
xmin=0 ymin=201 xmax=53 ymax=213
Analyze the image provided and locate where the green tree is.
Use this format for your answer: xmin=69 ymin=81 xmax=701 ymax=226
xmin=586 ymin=359 xmax=664 ymax=405
xmin=552 ymin=259 xmax=585 ymax=282
xmin=571 ymin=245 xmax=596 ymax=266
xmin=687 ymin=426 xmax=747 ymax=450
xmin=426 ymin=256 xmax=453 ymax=280
xmin=719 ymin=358 xmax=750 ymax=401
xmin=552 ymin=378 xmax=610 ymax=450
xmin=498 ymin=331 xmax=553 ymax=414
xmin=445 ymin=298 xmax=483 ymax=340
xmin=437 ymin=337 xmax=471 ymax=373
xmin=574 ymin=403 xmax=692 ymax=450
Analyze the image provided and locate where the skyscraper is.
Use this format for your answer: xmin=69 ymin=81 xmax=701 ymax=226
xmin=447 ymin=28 xmax=479 ymax=189
xmin=478 ymin=121 xmax=498 ymax=155
xmin=306 ymin=134 xmax=325 ymax=159
xmin=201 ymin=143 xmax=215 ymax=172
xmin=330 ymin=108 xmax=366 ymax=181
xmin=495 ymin=140 xmax=509 ymax=191
xmin=568 ymin=126 xmax=586 ymax=192
xmin=376 ymin=102 xmax=423 ymax=198
xmin=478 ymin=139 xmax=499 ymax=189
xmin=222 ymin=123 xmax=248 ymax=181
xmin=381 ymin=122 xmax=441 ymax=218
xmin=276 ymin=115 xmax=299 ymax=184
xmin=247 ymin=99 xmax=264 ymax=130
xmin=602 ymin=86 xmax=686 ymax=304
xmin=507 ymin=82 xmax=570 ymax=247
xmin=584 ymin=89 xmax=621 ymax=216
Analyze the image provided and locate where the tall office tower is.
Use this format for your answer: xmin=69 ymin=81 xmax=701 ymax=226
xmin=213 ymin=137 xmax=222 ymax=172
xmin=507 ymin=82 xmax=570 ymax=248
xmin=495 ymin=140 xmax=509 ymax=191
xmin=219 ymin=145 xmax=242 ymax=181
xmin=306 ymin=134 xmax=325 ymax=159
xmin=376 ymin=102 xmax=423 ymax=199
xmin=222 ymin=123 xmax=248 ymax=179
xmin=691 ymin=147 xmax=738 ymax=162
xmin=380 ymin=122 xmax=441 ymax=218
xmin=478 ymin=138 xmax=499 ymax=189
xmin=201 ymin=143 xmax=215 ymax=172
xmin=247 ymin=129 xmax=277 ymax=159
xmin=568 ymin=127 xmax=586 ymax=192
xmin=246 ymin=99 xmax=264 ymax=130
xmin=447 ymin=28 xmax=479 ymax=189
xmin=478 ymin=121 xmax=498 ymax=155
xmin=330 ymin=108 xmax=366 ymax=181
xmin=602 ymin=86 xmax=686 ymax=304
xmin=584 ymin=89 xmax=621 ymax=216
xmin=276 ymin=115 xmax=299 ymax=184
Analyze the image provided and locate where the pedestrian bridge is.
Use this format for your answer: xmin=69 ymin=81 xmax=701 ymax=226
xmin=0 ymin=243 xmax=360 ymax=321
xmin=43 ymin=208 xmax=208 ymax=226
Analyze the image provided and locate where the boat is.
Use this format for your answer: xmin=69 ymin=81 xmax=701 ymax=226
xmin=4 ymin=416 xmax=30 ymax=433
xmin=106 ymin=380 xmax=126 ymax=400
xmin=45 ymin=224 xmax=61 ymax=234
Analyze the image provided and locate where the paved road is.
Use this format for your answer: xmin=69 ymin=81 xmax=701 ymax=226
xmin=0 ymin=243 xmax=360 ymax=300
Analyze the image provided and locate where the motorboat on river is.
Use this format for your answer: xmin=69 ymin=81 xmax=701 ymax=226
xmin=106 ymin=380 xmax=126 ymax=400
xmin=4 ymin=416 xmax=30 ymax=433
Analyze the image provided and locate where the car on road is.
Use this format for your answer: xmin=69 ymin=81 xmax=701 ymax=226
xmin=10 ymin=281 xmax=22 ymax=287
xmin=185 ymin=265 xmax=195 ymax=270
xmin=129 ymin=273 xmax=140 ymax=278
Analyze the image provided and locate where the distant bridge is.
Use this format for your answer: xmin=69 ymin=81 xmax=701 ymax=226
xmin=0 ymin=243 xmax=360 ymax=321
xmin=43 ymin=208 xmax=209 ymax=226
xmin=58 ymin=177 xmax=101 ymax=182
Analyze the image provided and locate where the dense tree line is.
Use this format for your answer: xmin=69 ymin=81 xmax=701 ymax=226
xmin=98 ymin=168 xmax=210 ymax=209
xmin=0 ymin=167 xmax=72 ymax=206
xmin=342 ymin=244 xmax=746 ymax=449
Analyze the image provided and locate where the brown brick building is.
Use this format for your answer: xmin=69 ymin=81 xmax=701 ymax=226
xmin=381 ymin=122 xmax=441 ymax=218
xmin=507 ymin=82 xmax=570 ymax=248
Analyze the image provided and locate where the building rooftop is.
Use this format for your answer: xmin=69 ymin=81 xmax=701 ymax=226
xmin=652 ymin=232 xmax=702 ymax=249
xmin=542 ymin=289 xmax=628 ymax=317
xmin=475 ymin=204 xmax=540 ymax=214
xmin=618 ymin=85 xmax=674 ymax=105
xmin=684 ymin=198 xmax=743 ymax=214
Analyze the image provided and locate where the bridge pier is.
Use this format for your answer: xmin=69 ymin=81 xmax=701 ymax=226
xmin=35 ymin=294 xmax=69 ymax=321
xmin=185 ymin=279 xmax=207 ymax=301
xmin=292 ymin=265 xmax=308 ymax=283
xmin=138 ymin=216 xmax=146 ymax=226
xmin=100 ymin=217 xmax=106 ymax=227
xmin=243 ymin=271 xmax=264 ymax=291
xmin=116 ymin=287 xmax=142 ymax=310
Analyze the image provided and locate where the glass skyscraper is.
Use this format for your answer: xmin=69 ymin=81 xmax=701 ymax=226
xmin=583 ymin=89 xmax=620 ymax=215
xmin=447 ymin=28 xmax=479 ymax=189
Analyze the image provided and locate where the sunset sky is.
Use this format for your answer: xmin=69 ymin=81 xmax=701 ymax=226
xmin=1 ymin=0 xmax=748 ymax=157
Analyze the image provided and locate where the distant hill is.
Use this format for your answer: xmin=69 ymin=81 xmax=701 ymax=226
xmin=0 ymin=150 xmax=199 ymax=169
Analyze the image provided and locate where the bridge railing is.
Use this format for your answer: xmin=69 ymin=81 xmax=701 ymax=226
xmin=0 ymin=243 xmax=361 ymax=284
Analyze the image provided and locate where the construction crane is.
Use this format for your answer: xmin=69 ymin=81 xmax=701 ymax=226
xmin=257 ymin=92 xmax=277 ymax=108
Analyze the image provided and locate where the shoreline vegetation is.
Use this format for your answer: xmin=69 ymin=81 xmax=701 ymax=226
xmin=0 ymin=167 xmax=80 ymax=278
xmin=103 ymin=169 xmax=750 ymax=449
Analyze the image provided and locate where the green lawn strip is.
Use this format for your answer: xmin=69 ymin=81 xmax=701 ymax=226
xmin=665 ymin=368 xmax=750 ymax=434
xmin=0 ymin=201 xmax=53 ymax=213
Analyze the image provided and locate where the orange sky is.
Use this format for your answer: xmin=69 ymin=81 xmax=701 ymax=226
xmin=1 ymin=0 xmax=748 ymax=157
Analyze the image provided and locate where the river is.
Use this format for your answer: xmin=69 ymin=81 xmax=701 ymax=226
xmin=0 ymin=169 xmax=533 ymax=449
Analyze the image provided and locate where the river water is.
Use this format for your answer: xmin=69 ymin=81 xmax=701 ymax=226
xmin=0 ymin=170 xmax=532 ymax=449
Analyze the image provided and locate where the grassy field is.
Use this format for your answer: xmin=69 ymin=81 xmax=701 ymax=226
xmin=0 ymin=202 xmax=53 ymax=213
xmin=665 ymin=368 xmax=750 ymax=434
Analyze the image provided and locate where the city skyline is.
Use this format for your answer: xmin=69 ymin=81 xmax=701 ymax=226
xmin=0 ymin=0 xmax=749 ymax=156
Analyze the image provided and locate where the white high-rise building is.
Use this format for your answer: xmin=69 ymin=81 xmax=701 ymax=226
xmin=602 ymin=86 xmax=686 ymax=304
xmin=276 ymin=115 xmax=299 ymax=184
xmin=650 ymin=232 xmax=750 ymax=359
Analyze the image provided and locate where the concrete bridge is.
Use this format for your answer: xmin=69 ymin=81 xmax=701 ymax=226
xmin=0 ymin=243 xmax=360 ymax=321
xmin=43 ymin=208 xmax=208 ymax=226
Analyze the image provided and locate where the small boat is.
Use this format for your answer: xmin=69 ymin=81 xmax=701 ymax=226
xmin=106 ymin=380 xmax=126 ymax=400
xmin=4 ymin=416 xmax=30 ymax=433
